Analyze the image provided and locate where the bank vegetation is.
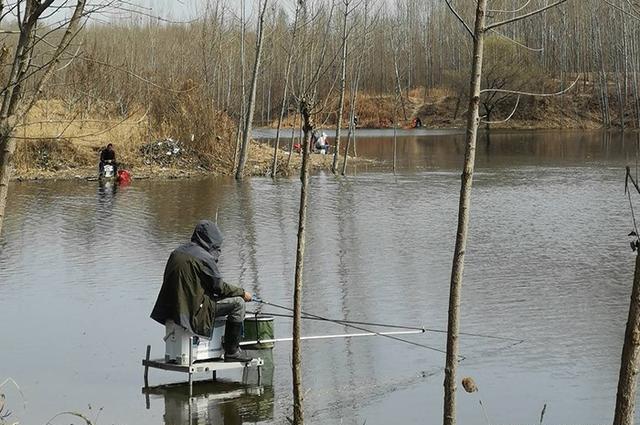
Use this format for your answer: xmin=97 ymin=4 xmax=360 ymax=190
xmin=4 ymin=0 xmax=640 ymax=179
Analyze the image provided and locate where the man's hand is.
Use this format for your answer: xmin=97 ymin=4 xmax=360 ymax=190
xmin=243 ymin=291 xmax=252 ymax=302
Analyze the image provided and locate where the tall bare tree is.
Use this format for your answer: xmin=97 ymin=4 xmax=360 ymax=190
xmin=236 ymin=0 xmax=269 ymax=179
xmin=331 ymin=0 xmax=352 ymax=174
xmin=292 ymin=98 xmax=313 ymax=425
xmin=0 ymin=0 xmax=88 ymax=235
xmin=442 ymin=1 xmax=571 ymax=424
xmin=271 ymin=1 xmax=302 ymax=178
xmin=614 ymin=244 xmax=640 ymax=425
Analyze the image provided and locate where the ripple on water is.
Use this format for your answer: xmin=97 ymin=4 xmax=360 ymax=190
xmin=1 ymin=131 xmax=638 ymax=424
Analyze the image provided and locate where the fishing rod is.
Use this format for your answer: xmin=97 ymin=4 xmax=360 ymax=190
xmin=247 ymin=310 xmax=523 ymax=343
xmin=240 ymin=329 xmax=425 ymax=346
xmin=250 ymin=298 xmax=456 ymax=357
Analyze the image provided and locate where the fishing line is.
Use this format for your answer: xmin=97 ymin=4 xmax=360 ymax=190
xmin=247 ymin=310 xmax=524 ymax=343
xmin=251 ymin=298 xmax=457 ymax=358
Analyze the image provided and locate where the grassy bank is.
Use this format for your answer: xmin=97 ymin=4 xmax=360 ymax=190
xmin=12 ymin=101 xmax=372 ymax=181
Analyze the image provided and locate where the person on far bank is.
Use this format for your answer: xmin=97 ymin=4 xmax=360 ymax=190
xmin=150 ymin=220 xmax=254 ymax=363
xmin=99 ymin=143 xmax=118 ymax=176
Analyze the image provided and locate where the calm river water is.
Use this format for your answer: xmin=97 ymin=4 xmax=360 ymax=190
xmin=1 ymin=130 xmax=638 ymax=424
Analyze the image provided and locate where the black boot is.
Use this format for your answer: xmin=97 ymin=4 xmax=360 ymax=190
xmin=224 ymin=321 xmax=253 ymax=363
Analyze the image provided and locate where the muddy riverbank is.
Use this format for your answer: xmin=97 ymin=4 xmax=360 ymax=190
xmin=12 ymin=141 xmax=376 ymax=181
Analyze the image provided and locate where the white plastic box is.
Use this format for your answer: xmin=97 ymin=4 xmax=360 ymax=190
xmin=164 ymin=318 xmax=226 ymax=365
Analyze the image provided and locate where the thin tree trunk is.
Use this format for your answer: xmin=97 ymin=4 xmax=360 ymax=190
xmin=287 ymin=112 xmax=299 ymax=169
xmin=617 ymin=57 xmax=626 ymax=130
xmin=443 ymin=2 xmax=487 ymax=425
xmin=331 ymin=0 xmax=349 ymax=174
xmin=393 ymin=47 xmax=408 ymax=121
xmin=271 ymin=5 xmax=301 ymax=178
xmin=392 ymin=113 xmax=397 ymax=175
xmin=613 ymin=251 xmax=640 ymax=425
xmin=341 ymin=50 xmax=364 ymax=175
xmin=233 ymin=0 xmax=247 ymax=174
xmin=0 ymin=126 xmax=16 ymax=234
xmin=292 ymin=100 xmax=313 ymax=425
xmin=236 ymin=0 xmax=268 ymax=179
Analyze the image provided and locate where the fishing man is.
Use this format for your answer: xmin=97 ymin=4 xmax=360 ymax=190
xmin=99 ymin=143 xmax=118 ymax=176
xmin=150 ymin=220 xmax=253 ymax=363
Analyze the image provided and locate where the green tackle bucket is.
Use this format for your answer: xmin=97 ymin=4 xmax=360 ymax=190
xmin=243 ymin=315 xmax=275 ymax=349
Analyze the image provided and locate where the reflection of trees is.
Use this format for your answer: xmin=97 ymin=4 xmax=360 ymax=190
xmin=236 ymin=181 xmax=260 ymax=295
xmin=336 ymin=178 xmax=360 ymax=412
xmin=139 ymin=177 xmax=235 ymax=239
xmin=353 ymin=131 xmax=635 ymax=170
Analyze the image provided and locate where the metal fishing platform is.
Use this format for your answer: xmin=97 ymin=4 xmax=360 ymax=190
xmin=143 ymin=315 xmax=274 ymax=398
xmin=143 ymin=339 xmax=264 ymax=398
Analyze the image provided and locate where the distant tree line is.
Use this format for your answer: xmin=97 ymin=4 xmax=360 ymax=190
xmin=30 ymin=0 xmax=640 ymax=130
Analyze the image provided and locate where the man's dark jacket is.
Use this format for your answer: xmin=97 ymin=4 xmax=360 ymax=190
xmin=150 ymin=221 xmax=245 ymax=337
xmin=100 ymin=148 xmax=115 ymax=162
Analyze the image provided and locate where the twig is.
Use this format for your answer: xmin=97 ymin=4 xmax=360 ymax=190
xmin=485 ymin=0 xmax=570 ymax=30
xmin=481 ymin=95 xmax=520 ymax=124
xmin=444 ymin=0 xmax=474 ymax=39
xmin=489 ymin=29 xmax=543 ymax=52
xmin=0 ymin=378 xmax=26 ymax=411
xmin=46 ymin=411 xmax=93 ymax=425
xmin=488 ymin=0 xmax=532 ymax=13
xmin=479 ymin=74 xmax=580 ymax=96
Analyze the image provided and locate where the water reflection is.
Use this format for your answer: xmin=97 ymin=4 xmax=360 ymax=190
xmin=258 ymin=129 xmax=639 ymax=171
xmin=1 ymin=130 xmax=639 ymax=424
xmin=145 ymin=381 xmax=274 ymax=425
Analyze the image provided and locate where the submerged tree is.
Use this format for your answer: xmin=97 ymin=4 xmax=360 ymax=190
xmin=442 ymin=1 xmax=572 ymax=425
xmin=287 ymin=2 xmax=336 ymax=423
xmin=614 ymin=167 xmax=640 ymax=425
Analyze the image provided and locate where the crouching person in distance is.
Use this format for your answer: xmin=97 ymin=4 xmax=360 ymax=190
xmin=150 ymin=220 xmax=253 ymax=362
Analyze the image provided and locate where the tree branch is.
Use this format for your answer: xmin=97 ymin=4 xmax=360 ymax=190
xmin=444 ymin=0 xmax=474 ymax=39
xmin=487 ymin=0 xmax=532 ymax=13
xmin=603 ymin=0 xmax=640 ymax=20
xmin=480 ymin=74 xmax=580 ymax=96
xmin=481 ymin=95 xmax=520 ymax=124
xmin=485 ymin=0 xmax=570 ymax=30
xmin=489 ymin=29 xmax=543 ymax=52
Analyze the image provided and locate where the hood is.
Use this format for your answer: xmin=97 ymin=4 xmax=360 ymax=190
xmin=191 ymin=220 xmax=223 ymax=254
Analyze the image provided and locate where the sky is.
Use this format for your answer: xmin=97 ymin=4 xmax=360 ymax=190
xmin=102 ymin=0 xmax=250 ymax=23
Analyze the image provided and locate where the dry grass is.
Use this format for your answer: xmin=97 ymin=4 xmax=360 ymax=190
xmin=268 ymin=81 xmax=614 ymax=132
xmin=14 ymin=92 xmax=239 ymax=177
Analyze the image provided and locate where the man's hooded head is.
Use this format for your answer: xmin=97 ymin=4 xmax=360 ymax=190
xmin=191 ymin=220 xmax=223 ymax=261
xmin=191 ymin=220 xmax=223 ymax=253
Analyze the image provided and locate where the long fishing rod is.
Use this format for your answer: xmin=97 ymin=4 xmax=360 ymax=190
xmin=247 ymin=310 xmax=523 ymax=343
xmin=240 ymin=329 xmax=425 ymax=346
xmin=251 ymin=298 xmax=455 ymax=357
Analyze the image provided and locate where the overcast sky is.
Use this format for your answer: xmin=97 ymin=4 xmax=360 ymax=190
xmin=102 ymin=0 xmax=249 ymax=22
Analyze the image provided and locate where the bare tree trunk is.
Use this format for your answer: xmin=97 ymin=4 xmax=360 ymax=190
xmin=596 ymin=16 xmax=611 ymax=127
xmin=331 ymin=0 xmax=350 ymax=174
xmin=287 ymin=112 xmax=299 ymax=169
xmin=392 ymin=115 xmax=397 ymax=175
xmin=0 ymin=125 xmax=16 ymax=233
xmin=236 ymin=0 xmax=269 ymax=180
xmin=292 ymin=99 xmax=313 ymax=425
xmin=392 ymin=45 xmax=408 ymax=122
xmin=443 ymin=2 xmax=487 ymax=425
xmin=233 ymin=0 xmax=247 ymax=174
xmin=0 ymin=0 xmax=86 ymax=236
xmin=271 ymin=4 xmax=301 ymax=178
xmin=341 ymin=49 xmax=364 ymax=175
xmin=614 ymin=251 xmax=640 ymax=425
